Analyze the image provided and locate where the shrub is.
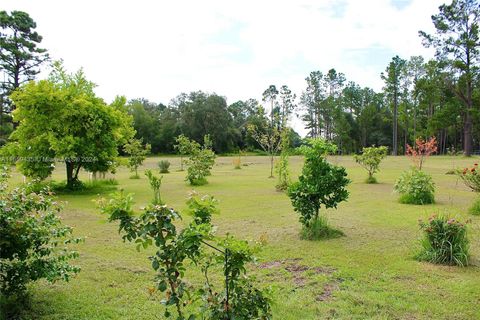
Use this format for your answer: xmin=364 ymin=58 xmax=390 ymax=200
xmin=0 ymin=167 xmax=81 ymax=314
xmin=354 ymin=146 xmax=388 ymax=183
xmin=158 ymin=160 xmax=171 ymax=173
xmin=287 ymin=139 xmax=350 ymax=240
xmin=457 ymin=163 xmax=480 ymax=192
xmin=406 ymin=137 xmax=438 ymax=170
xmin=233 ymin=157 xmax=241 ymax=169
xmin=394 ymin=168 xmax=435 ymax=204
xmin=145 ymin=169 xmax=163 ymax=205
xmin=184 ymin=136 xmax=216 ymax=185
xmin=97 ymin=190 xmax=271 ymax=319
xmin=174 ymin=134 xmax=196 ymax=171
xmin=123 ymin=138 xmax=151 ymax=179
xmin=275 ymin=130 xmax=291 ymax=191
xmin=456 ymin=164 xmax=480 ymax=215
xmin=416 ymin=215 xmax=469 ymax=266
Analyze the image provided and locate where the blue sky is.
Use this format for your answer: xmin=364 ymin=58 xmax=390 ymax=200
xmin=4 ymin=0 xmax=444 ymax=134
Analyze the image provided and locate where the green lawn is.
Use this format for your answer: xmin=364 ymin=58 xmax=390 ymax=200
xmin=14 ymin=156 xmax=480 ymax=319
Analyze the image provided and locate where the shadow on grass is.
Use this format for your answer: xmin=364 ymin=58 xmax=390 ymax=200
xmin=34 ymin=179 xmax=119 ymax=196
xmin=1 ymin=292 xmax=32 ymax=320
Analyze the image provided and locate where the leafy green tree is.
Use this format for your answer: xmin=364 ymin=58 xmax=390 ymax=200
xmin=126 ymin=99 xmax=165 ymax=153
xmin=174 ymin=134 xmax=196 ymax=171
xmin=7 ymin=62 xmax=134 ymax=189
xmin=288 ymin=139 xmax=350 ymax=239
xmin=420 ymin=0 xmax=480 ymax=156
xmin=124 ymin=138 xmax=151 ymax=178
xmin=354 ymin=146 xmax=388 ymax=183
xmin=227 ymin=98 xmax=260 ymax=150
xmin=145 ymin=169 xmax=163 ymax=204
xmin=177 ymin=135 xmax=216 ymax=185
xmin=173 ymin=91 xmax=237 ymax=153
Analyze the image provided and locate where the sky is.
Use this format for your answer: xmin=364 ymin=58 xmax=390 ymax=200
xmin=4 ymin=0 xmax=444 ymax=135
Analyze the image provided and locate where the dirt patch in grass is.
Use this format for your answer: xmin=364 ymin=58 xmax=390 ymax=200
xmin=316 ymin=279 xmax=342 ymax=301
xmin=258 ymin=259 xmax=343 ymax=300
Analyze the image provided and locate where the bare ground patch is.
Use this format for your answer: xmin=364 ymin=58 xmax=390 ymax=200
xmin=258 ymin=258 xmax=342 ymax=300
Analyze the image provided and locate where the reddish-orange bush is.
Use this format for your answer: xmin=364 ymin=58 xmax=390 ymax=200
xmin=406 ymin=137 xmax=438 ymax=170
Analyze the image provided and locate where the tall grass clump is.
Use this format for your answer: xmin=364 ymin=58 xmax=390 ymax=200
xmin=158 ymin=160 xmax=171 ymax=173
xmin=416 ymin=215 xmax=469 ymax=266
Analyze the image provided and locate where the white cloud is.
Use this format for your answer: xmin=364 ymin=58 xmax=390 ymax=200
xmin=3 ymin=0 xmax=444 ymax=135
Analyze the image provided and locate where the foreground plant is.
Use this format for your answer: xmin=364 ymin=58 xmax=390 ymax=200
xmin=0 ymin=167 xmax=81 ymax=316
xmin=288 ymin=139 xmax=350 ymax=240
xmin=97 ymin=190 xmax=271 ymax=319
xmin=354 ymin=146 xmax=388 ymax=183
xmin=416 ymin=214 xmax=469 ymax=266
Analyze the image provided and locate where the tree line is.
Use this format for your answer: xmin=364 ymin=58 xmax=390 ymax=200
xmin=1 ymin=0 xmax=480 ymax=155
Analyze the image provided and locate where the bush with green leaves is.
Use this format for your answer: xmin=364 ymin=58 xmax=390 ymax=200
xmin=416 ymin=215 xmax=469 ymax=266
xmin=183 ymin=136 xmax=216 ymax=186
xmin=394 ymin=168 xmax=435 ymax=205
xmin=354 ymin=146 xmax=388 ymax=183
xmin=456 ymin=164 xmax=480 ymax=215
xmin=287 ymin=139 xmax=350 ymax=240
xmin=96 ymin=190 xmax=271 ymax=319
xmin=145 ymin=169 xmax=163 ymax=205
xmin=158 ymin=160 xmax=171 ymax=173
xmin=0 ymin=167 xmax=81 ymax=315
xmin=275 ymin=130 xmax=291 ymax=191
xmin=174 ymin=134 xmax=196 ymax=171
xmin=457 ymin=163 xmax=480 ymax=192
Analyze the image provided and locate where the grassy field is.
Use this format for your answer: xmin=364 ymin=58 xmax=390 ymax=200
xmin=12 ymin=155 xmax=480 ymax=319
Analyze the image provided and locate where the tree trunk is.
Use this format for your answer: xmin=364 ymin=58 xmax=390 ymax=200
xmin=269 ymin=154 xmax=274 ymax=178
xmin=392 ymin=88 xmax=398 ymax=156
xmin=66 ymin=162 xmax=75 ymax=188
xmin=464 ymin=111 xmax=473 ymax=156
